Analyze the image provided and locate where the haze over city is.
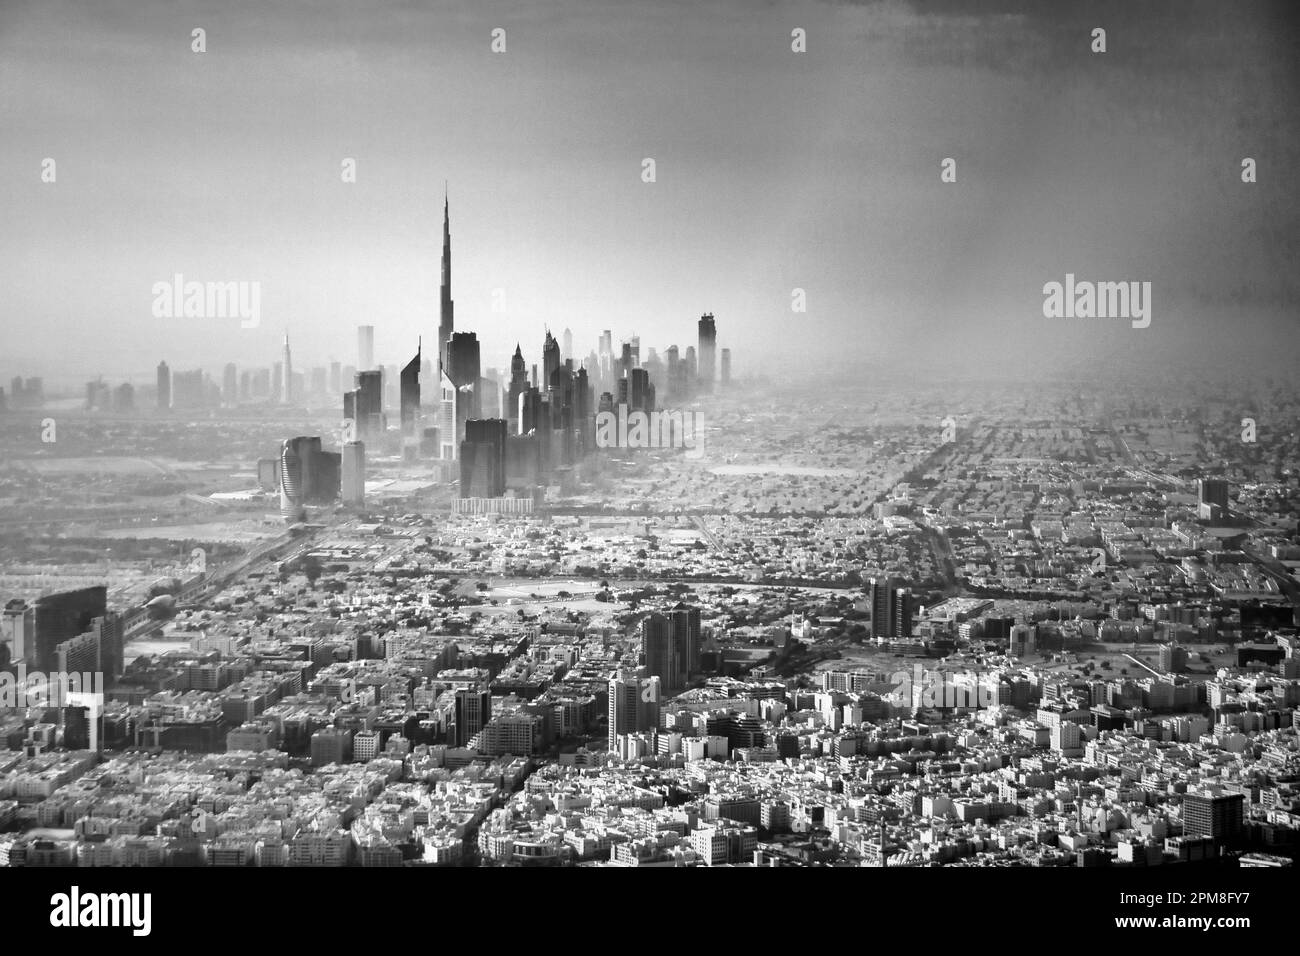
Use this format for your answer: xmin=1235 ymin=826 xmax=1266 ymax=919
xmin=3 ymin=0 xmax=1298 ymax=388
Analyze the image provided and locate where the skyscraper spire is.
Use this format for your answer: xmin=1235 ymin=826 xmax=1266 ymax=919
xmin=438 ymin=186 xmax=454 ymax=378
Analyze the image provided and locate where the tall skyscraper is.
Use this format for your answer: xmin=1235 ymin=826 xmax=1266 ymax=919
xmin=455 ymin=686 xmax=490 ymax=747
xmin=641 ymin=613 xmax=679 ymax=694
xmin=1 ymin=599 xmax=34 ymax=668
xmin=870 ymin=577 xmax=912 ymax=639
xmin=608 ymin=671 xmax=660 ymax=751
xmin=542 ymin=330 xmax=560 ymax=392
xmin=282 ymin=333 xmax=293 ymax=404
xmin=222 ymin=363 xmax=237 ymax=407
xmin=698 ymin=313 xmax=717 ymax=390
xmin=400 ymin=339 xmax=421 ymax=437
xmin=720 ymin=348 xmax=731 ymax=386
xmin=358 ymin=325 xmax=375 ymax=371
xmin=279 ymin=438 xmax=307 ymax=521
xmin=342 ymin=440 xmax=365 ymax=507
xmin=672 ymin=604 xmax=701 ymax=677
xmin=460 ymin=419 xmax=507 ymax=498
xmin=1197 ymin=478 xmax=1231 ymax=522
xmin=355 ymin=370 xmax=384 ymax=439
xmin=438 ymin=370 xmax=457 ymax=460
xmin=448 ymin=332 xmax=480 ymax=436
xmin=562 ymin=327 xmax=573 ymax=362
xmin=156 ymin=361 xmax=171 ymax=411
xmin=33 ymin=587 xmax=107 ymax=674
xmin=507 ymin=344 xmax=528 ymax=434
xmin=438 ymin=188 xmax=454 ymax=377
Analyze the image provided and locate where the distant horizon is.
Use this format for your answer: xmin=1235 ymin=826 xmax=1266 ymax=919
xmin=3 ymin=0 xmax=1298 ymax=392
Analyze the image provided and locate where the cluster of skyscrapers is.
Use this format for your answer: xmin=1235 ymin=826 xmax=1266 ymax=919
xmin=134 ymin=190 xmax=734 ymax=520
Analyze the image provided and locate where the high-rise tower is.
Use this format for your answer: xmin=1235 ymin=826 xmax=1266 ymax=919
xmin=400 ymin=338 xmax=421 ymax=437
xmin=438 ymin=186 xmax=454 ymax=377
xmin=282 ymin=333 xmax=293 ymax=405
xmin=698 ymin=313 xmax=717 ymax=391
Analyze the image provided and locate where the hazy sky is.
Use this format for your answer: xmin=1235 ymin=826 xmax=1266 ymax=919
xmin=2 ymin=0 xmax=1297 ymax=388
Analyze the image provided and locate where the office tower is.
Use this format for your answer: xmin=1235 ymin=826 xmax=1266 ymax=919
xmin=1 ymin=599 xmax=34 ymax=668
xmin=562 ymin=327 xmax=573 ymax=362
xmin=460 ymin=419 xmax=507 ymax=498
xmin=438 ymin=370 xmax=457 ymax=460
xmin=629 ymin=367 xmax=651 ymax=413
xmin=282 ymin=333 xmax=293 ymax=404
xmin=893 ymin=587 xmax=914 ymax=639
xmin=221 ymin=363 xmax=238 ymax=407
xmin=507 ymin=344 xmax=528 ymax=433
xmin=156 ymin=361 xmax=171 ymax=411
xmin=720 ymin=348 xmax=731 ymax=386
xmin=573 ymin=366 xmax=592 ymax=452
xmin=684 ymin=345 xmax=697 ymax=388
xmin=1182 ymin=792 xmax=1244 ymax=845
xmin=608 ymin=672 xmax=660 ymax=750
xmin=454 ymin=686 xmax=490 ymax=747
xmin=310 ymin=366 xmax=327 ymax=396
xmin=698 ymin=313 xmax=717 ymax=390
xmin=33 ymin=587 xmax=107 ymax=674
xmin=54 ymin=612 xmax=123 ymax=684
xmin=328 ymin=361 xmax=341 ymax=395
xmin=641 ymin=613 xmax=679 ymax=694
xmin=272 ymin=362 xmax=283 ymax=401
xmin=870 ymin=577 xmax=911 ymax=639
xmin=543 ymin=330 xmax=560 ymax=391
xmin=279 ymin=438 xmax=307 ymax=521
xmin=628 ymin=335 xmax=640 ymax=369
xmin=355 ymin=370 xmax=384 ymax=439
xmin=438 ymin=188 xmax=454 ymax=376
xmin=448 ymin=332 xmax=480 ymax=391
xmin=672 ymin=604 xmax=701 ymax=677
xmin=400 ymin=339 xmax=421 ymax=437
xmin=1197 ymin=479 xmax=1231 ymax=522
xmin=448 ymin=332 xmax=480 ymax=436
xmin=599 ymin=329 xmax=612 ymax=360
xmin=342 ymin=441 xmax=365 ymax=506
xmin=358 ymin=325 xmax=375 ymax=370
xmin=315 ymin=449 xmax=341 ymax=502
